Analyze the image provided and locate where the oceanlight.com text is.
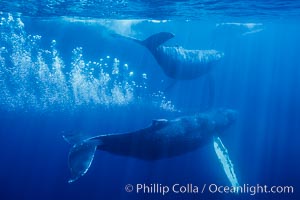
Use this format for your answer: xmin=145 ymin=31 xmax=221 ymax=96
xmin=208 ymin=184 xmax=294 ymax=195
xmin=124 ymin=183 xmax=294 ymax=196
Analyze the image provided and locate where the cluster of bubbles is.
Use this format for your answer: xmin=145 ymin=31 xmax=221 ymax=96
xmin=0 ymin=13 xmax=178 ymax=113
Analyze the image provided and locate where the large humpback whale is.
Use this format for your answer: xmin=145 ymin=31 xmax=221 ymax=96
xmin=63 ymin=109 xmax=240 ymax=187
xmin=112 ymin=32 xmax=224 ymax=80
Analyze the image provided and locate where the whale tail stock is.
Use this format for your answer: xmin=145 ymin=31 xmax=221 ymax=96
xmin=111 ymin=32 xmax=174 ymax=52
xmin=63 ymin=134 xmax=102 ymax=183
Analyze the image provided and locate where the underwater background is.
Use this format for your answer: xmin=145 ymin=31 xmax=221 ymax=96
xmin=0 ymin=1 xmax=300 ymax=200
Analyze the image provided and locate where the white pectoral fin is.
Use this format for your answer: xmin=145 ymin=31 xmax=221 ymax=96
xmin=213 ymin=136 xmax=240 ymax=189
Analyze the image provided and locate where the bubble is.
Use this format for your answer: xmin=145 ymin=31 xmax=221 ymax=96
xmin=51 ymin=40 xmax=56 ymax=45
xmin=112 ymin=69 xmax=119 ymax=75
xmin=0 ymin=13 xmax=179 ymax=113
xmin=142 ymin=73 xmax=147 ymax=79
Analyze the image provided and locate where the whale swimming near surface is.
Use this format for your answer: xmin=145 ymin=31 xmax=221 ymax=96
xmin=63 ymin=108 xmax=240 ymax=187
xmin=112 ymin=32 xmax=224 ymax=80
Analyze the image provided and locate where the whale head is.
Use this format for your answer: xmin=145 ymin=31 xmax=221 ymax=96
xmin=206 ymin=109 xmax=238 ymax=132
xmin=221 ymin=108 xmax=237 ymax=124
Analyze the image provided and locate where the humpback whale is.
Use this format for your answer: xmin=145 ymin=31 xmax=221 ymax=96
xmin=63 ymin=109 xmax=240 ymax=187
xmin=112 ymin=32 xmax=224 ymax=80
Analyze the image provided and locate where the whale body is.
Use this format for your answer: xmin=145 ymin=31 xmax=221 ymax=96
xmin=63 ymin=109 xmax=238 ymax=183
xmin=112 ymin=32 xmax=224 ymax=80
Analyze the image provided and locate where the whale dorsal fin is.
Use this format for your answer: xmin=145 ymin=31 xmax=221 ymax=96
xmin=141 ymin=32 xmax=175 ymax=51
xmin=152 ymin=119 xmax=168 ymax=127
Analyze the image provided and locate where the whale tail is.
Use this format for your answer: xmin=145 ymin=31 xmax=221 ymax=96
xmin=63 ymin=134 xmax=102 ymax=183
xmin=140 ymin=32 xmax=175 ymax=51
xmin=111 ymin=32 xmax=174 ymax=52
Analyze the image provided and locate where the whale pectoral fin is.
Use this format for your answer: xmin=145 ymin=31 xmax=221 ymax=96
xmin=67 ymin=141 xmax=98 ymax=183
xmin=213 ymin=136 xmax=240 ymax=189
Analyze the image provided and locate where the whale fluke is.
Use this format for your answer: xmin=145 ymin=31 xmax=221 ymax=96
xmin=63 ymin=135 xmax=102 ymax=183
xmin=63 ymin=133 xmax=91 ymax=144
xmin=111 ymin=32 xmax=174 ymax=52
xmin=139 ymin=32 xmax=175 ymax=52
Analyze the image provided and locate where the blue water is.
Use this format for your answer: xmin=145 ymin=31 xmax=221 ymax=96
xmin=1 ymin=1 xmax=300 ymax=200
